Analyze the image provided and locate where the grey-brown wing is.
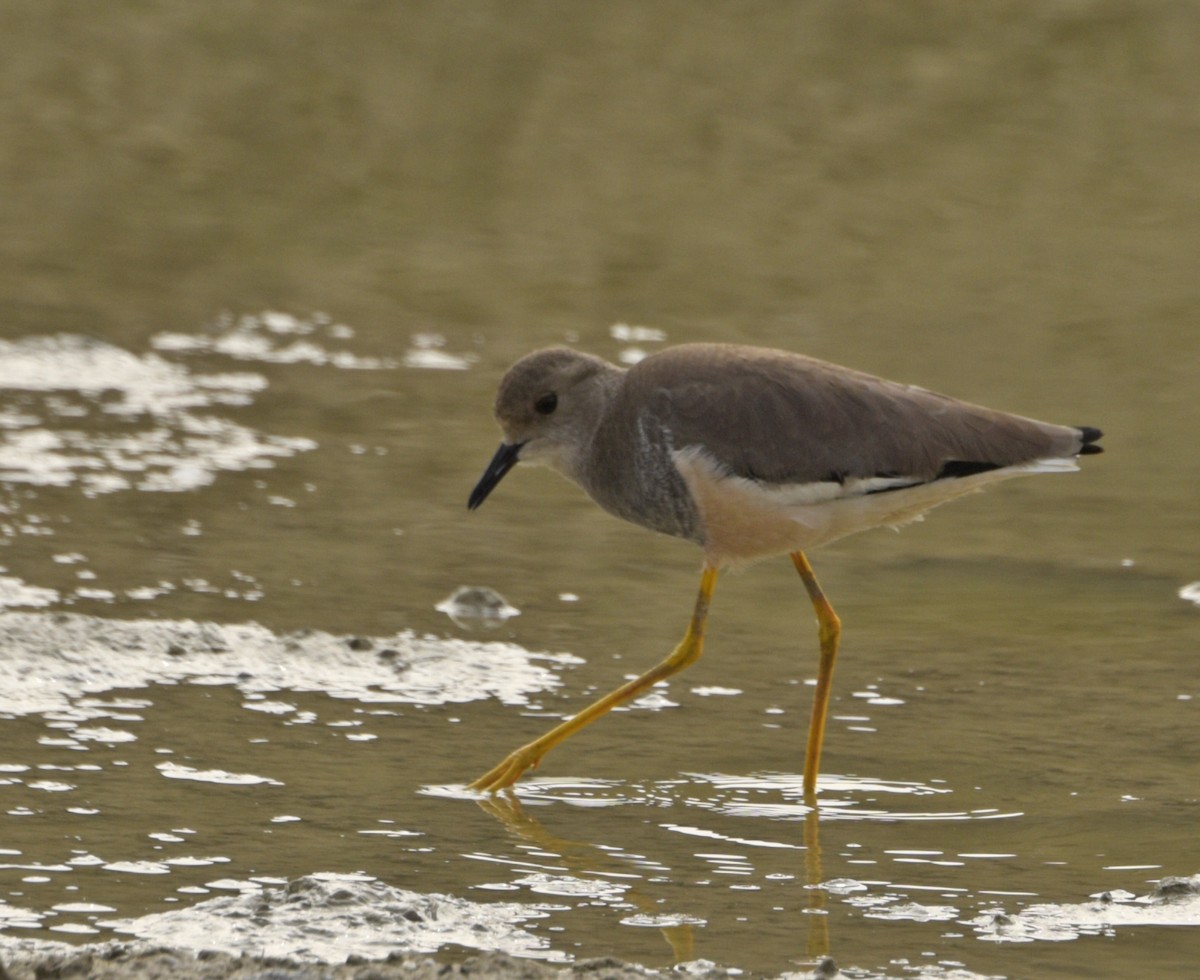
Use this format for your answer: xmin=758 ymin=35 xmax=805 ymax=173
xmin=628 ymin=346 xmax=1079 ymax=487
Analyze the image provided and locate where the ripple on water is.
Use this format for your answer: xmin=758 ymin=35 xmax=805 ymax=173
xmin=427 ymin=770 xmax=1014 ymax=826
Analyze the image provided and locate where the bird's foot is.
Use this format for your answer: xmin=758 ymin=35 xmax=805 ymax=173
xmin=468 ymin=743 xmax=543 ymax=793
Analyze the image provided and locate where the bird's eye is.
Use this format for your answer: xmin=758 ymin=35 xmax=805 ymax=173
xmin=534 ymin=392 xmax=558 ymax=415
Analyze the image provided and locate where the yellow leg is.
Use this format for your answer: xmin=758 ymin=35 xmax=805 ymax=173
xmin=470 ymin=565 xmax=719 ymax=793
xmin=791 ymin=551 xmax=841 ymax=797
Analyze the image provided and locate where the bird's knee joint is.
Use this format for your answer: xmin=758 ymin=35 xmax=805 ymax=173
xmin=669 ymin=634 xmax=704 ymax=670
xmin=819 ymin=617 xmax=841 ymax=646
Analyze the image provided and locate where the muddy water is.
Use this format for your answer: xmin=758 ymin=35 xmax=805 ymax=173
xmin=1 ymin=3 xmax=1199 ymax=978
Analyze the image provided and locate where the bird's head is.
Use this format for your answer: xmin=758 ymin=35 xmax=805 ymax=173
xmin=468 ymin=348 xmax=620 ymax=510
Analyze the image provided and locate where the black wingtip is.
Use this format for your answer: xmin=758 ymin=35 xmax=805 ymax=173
xmin=1077 ymin=426 xmax=1104 ymax=456
xmin=936 ymin=460 xmax=1003 ymax=480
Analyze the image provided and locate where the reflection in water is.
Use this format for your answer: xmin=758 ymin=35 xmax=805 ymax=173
xmin=430 ymin=769 xmax=1080 ymax=969
xmin=458 ymin=779 xmax=845 ymax=969
xmin=477 ymin=792 xmax=699 ymax=964
xmin=473 ymin=789 xmax=842 ymax=970
xmin=804 ymin=799 xmax=830 ymax=964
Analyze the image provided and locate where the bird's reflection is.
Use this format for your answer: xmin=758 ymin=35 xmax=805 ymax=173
xmin=803 ymin=790 xmax=830 ymax=962
xmin=476 ymin=790 xmax=695 ymax=962
xmin=475 ymin=785 xmax=833 ymax=969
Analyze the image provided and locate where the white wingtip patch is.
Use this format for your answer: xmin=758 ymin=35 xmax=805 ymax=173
xmin=1018 ymin=457 xmax=1081 ymax=475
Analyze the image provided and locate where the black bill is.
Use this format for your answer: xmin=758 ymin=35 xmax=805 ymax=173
xmin=468 ymin=442 xmax=523 ymax=510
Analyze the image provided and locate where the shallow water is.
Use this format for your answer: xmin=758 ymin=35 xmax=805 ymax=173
xmin=1 ymin=4 xmax=1199 ymax=978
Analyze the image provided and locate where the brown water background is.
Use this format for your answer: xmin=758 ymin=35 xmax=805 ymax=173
xmin=0 ymin=3 xmax=1198 ymax=977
